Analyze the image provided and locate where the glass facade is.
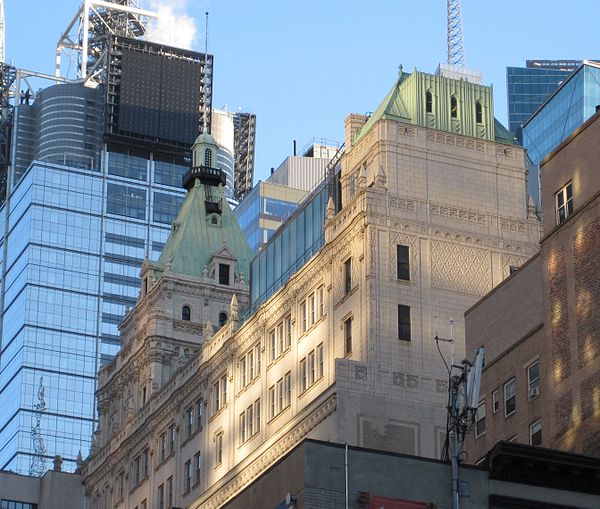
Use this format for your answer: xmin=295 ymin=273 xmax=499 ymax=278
xmin=0 ymin=150 xmax=186 ymax=473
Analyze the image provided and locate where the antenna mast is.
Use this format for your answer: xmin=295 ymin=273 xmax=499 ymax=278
xmin=202 ymin=11 xmax=209 ymax=134
xmin=0 ymin=0 xmax=5 ymax=63
xmin=447 ymin=0 xmax=465 ymax=67
xmin=30 ymin=376 xmax=47 ymax=476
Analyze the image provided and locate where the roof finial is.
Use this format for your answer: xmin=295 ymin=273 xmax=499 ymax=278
xmin=398 ymin=64 xmax=403 ymax=77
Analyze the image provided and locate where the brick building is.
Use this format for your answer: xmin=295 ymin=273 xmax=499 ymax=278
xmin=465 ymin=109 xmax=600 ymax=462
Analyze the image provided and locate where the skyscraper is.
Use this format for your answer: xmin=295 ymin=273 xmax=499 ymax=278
xmin=0 ymin=3 xmax=214 ymax=474
xmin=506 ymin=60 xmax=580 ymax=140
xmin=232 ymin=111 xmax=256 ymax=202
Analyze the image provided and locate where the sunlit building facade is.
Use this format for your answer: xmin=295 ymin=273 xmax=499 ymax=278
xmin=465 ymin=108 xmax=600 ymax=462
xmin=82 ymin=67 xmax=540 ymax=508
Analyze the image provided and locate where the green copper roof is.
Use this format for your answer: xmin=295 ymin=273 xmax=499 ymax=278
xmin=154 ymin=179 xmax=253 ymax=281
xmin=353 ymin=67 xmax=516 ymax=145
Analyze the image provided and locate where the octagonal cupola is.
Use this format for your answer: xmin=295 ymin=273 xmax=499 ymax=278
xmin=184 ymin=132 xmax=226 ymax=190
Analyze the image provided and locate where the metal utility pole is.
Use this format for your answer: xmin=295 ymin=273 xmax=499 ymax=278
xmin=447 ymin=0 xmax=465 ymax=67
xmin=442 ymin=347 xmax=484 ymax=509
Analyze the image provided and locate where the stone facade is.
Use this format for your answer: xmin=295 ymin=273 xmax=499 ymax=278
xmin=465 ymin=110 xmax=600 ymax=461
xmin=82 ymin=70 xmax=540 ymax=508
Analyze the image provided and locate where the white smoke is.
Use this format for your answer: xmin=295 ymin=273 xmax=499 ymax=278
xmin=143 ymin=0 xmax=197 ymax=50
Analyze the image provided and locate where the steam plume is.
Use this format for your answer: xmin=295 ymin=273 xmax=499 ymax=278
xmin=144 ymin=0 xmax=197 ymax=50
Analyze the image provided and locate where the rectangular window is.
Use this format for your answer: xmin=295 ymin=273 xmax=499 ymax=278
xmin=492 ymin=390 xmax=499 ymax=414
xmin=309 ymin=292 xmax=316 ymax=326
xmin=318 ymin=286 xmax=324 ymax=318
xmin=247 ymin=404 xmax=254 ymax=437
xmin=254 ymin=398 xmax=261 ymax=432
xmin=240 ymin=356 xmax=247 ymax=388
xmin=215 ymin=432 xmax=223 ymax=466
xmin=269 ymin=329 xmax=276 ymax=362
xmin=276 ymin=378 xmax=284 ymax=413
xmin=158 ymin=484 xmax=164 ymax=509
xmin=133 ymin=455 xmax=140 ymax=487
xmin=194 ymin=452 xmax=201 ymax=485
xmin=196 ymin=400 xmax=203 ymax=430
xmin=141 ymin=500 xmax=147 ymax=509
xmin=248 ymin=350 xmax=254 ymax=381
xmin=504 ymin=378 xmax=516 ymax=417
xmin=397 ymin=245 xmax=410 ymax=280
xmin=530 ymin=420 xmax=542 ymax=446
xmin=300 ymin=358 xmax=307 ymax=393
xmin=169 ymin=425 xmax=176 ymax=455
xmin=300 ymin=300 xmax=307 ymax=333
xmin=344 ymin=258 xmax=352 ymax=294
xmin=183 ymin=460 xmax=191 ymax=493
xmin=284 ymin=371 xmax=292 ymax=408
xmin=221 ymin=375 xmax=227 ymax=406
xmin=285 ymin=315 xmax=292 ymax=349
xmin=555 ymin=181 xmax=573 ymax=224
xmin=239 ymin=412 xmax=246 ymax=444
xmin=317 ymin=343 xmax=324 ymax=379
xmin=167 ymin=476 xmax=173 ymax=507
xmin=269 ymin=386 xmax=275 ymax=419
xmin=118 ymin=471 xmax=125 ymax=500
xmin=186 ymin=407 xmax=193 ymax=438
xmin=107 ymin=182 xmax=147 ymax=220
xmin=308 ymin=350 xmax=315 ymax=386
xmin=160 ymin=433 xmax=166 ymax=462
xmin=344 ymin=317 xmax=353 ymax=355
xmin=527 ymin=361 xmax=540 ymax=399
xmin=475 ymin=401 xmax=486 ymax=438
xmin=398 ymin=305 xmax=411 ymax=341
xmin=256 ymin=344 xmax=262 ymax=374
xmin=218 ymin=263 xmax=230 ymax=285
xmin=277 ymin=322 xmax=284 ymax=355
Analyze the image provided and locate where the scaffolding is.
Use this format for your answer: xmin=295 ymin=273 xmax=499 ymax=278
xmin=233 ymin=111 xmax=256 ymax=202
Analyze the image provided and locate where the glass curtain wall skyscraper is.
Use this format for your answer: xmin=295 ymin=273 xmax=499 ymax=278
xmin=0 ymin=43 xmax=214 ymax=473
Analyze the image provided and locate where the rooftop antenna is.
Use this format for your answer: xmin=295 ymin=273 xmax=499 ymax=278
xmin=30 ymin=376 xmax=47 ymax=476
xmin=447 ymin=0 xmax=465 ymax=67
xmin=202 ymin=11 xmax=209 ymax=134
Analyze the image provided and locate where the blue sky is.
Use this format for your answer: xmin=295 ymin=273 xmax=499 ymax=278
xmin=5 ymin=0 xmax=599 ymax=183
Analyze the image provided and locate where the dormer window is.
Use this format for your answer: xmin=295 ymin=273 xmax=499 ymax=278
xmin=475 ymin=101 xmax=483 ymax=124
xmin=210 ymin=214 xmax=219 ymax=225
xmin=451 ymin=96 xmax=458 ymax=118
xmin=182 ymin=305 xmax=191 ymax=321
xmin=218 ymin=263 xmax=230 ymax=285
xmin=218 ymin=312 xmax=227 ymax=327
xmin=425 ymin=91 xmax=433 ymax=113
xmin=204 ymin=148 xmax=212 ymax=167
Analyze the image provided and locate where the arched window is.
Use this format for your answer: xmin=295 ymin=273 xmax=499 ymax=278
xmin=204 ymin=148 xmax=212 ymax=167
xmin=475 ymin=101 xmax=483 ymax=124
xmin=450 ymin=96 xmax=458 ymax=119
xmin=425 ymin=91 xmax=433 ymax=113
xmin=182 ymin=305 xmax=191 ymax=321
xmin=211 ymin=215 xmax=218 ymax=225
xmin=218 ymin=312 xmax=227 ymax=326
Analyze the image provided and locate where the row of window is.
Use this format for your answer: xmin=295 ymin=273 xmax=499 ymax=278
xmin=239 ymin=344 xmax=262 ymax=390
xmin=475 ymin=360 xmax=541 ymax=441
xmin=424 ymin=91 xmax=484 ymax=123
xmin=268 ymin=372 xmax=292 ymax=420
xmin=300 ymin=285 xmax=325 ymax=333
xmin=155 ymin=450 xmax=201 ymax=508
xmin=300 ymin=343 xmax=324 ymax=392
xmin=269 ymin=315 xmax=292 ymax=362
xmin=239 ymin=399 xmax=261 ymax=444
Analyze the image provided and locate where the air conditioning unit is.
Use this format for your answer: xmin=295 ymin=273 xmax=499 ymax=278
xmin=529 ymin=386 xmax=540 ymax=398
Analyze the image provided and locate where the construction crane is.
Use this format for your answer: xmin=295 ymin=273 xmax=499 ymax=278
xmin=447 ymin=0 xmax=465 ymax=67
xmin=30 ymin=376 xmax=47 ymax=477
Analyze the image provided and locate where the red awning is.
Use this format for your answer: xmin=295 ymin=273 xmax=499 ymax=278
xmin=367 ymin=494 xmax=429 ymax=509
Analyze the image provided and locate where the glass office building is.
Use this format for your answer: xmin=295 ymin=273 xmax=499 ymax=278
xmin=522 ymin=62 xmax=600 ymax=165
xmin=506 ymin=60 xmax=580 ymax=139
xmin=0 ymin=85 xmax=188 ymax=474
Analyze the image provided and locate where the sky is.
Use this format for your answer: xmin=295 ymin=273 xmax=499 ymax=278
xmin=4 ymin=0 xmax=600 ymax=184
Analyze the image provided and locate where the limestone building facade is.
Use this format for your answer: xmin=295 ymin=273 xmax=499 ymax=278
xmin=82 ymin=68 xmax=540 ymax=508
xmin=465 ymin=109 xmax=600 ymax=462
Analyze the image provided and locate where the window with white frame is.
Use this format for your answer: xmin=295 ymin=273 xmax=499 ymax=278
xmin=344 ymin=258 xmax=352 ymax=295
xmin=475 ymin=401 xmax=486 ymax=438
xmin=239 ymin=343 xmax=261 ymax=390
xmin=492 ymin=389 xmax=499 ymax=414
xmin=555 ymin=181 xmax=573 ymax=224
xmin=268 ymin=315 xmax=292 ymax=363
xmin=214 ymin=431 xmax=223 ymax=466
xmin=301 ymin=287 xmax=325 ymax=334
xmin=239 ymin=399 xmax=261 ymax=444
xmin=504 ymin=378 xmax=516 ymax=417
xmin=268 ymin=385 xmax=276 ymax=419
xmin=530 ymin=419 xmax=542 ymax=446
xmin=193 ymin=452 xmax=201 ymax=486
xmin=167 ymin=475 xmax=174 ymax=505
xmin=344 ymin=317 xmax=352 ymax=355
xmin=300 ymin=343 xmax=324 ymax=393
xmin=527 ymin=361 xmax=540 ymax=399
xmin=186 ymin=406 xmax=193 ymax=438
xmin=300 ymin=300 xmax=307 ymax=332
xmin=168 ymin=424 xmax=176 ymax=455
xmin=195 ymin=400 xmax=203 ymax=431
xmin=213 ymin=374 xmax=227 ymax=414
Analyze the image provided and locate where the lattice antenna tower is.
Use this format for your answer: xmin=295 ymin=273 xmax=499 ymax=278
xmin=0 ymin=0 xmax=5 ymax=63
xmin=30 ymin=376 xmax=47 ymax=477
xmin=447 ymin=0 xmax=465 ymax=67
xmin=56 ymin=0 xmax=159 ymax=85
